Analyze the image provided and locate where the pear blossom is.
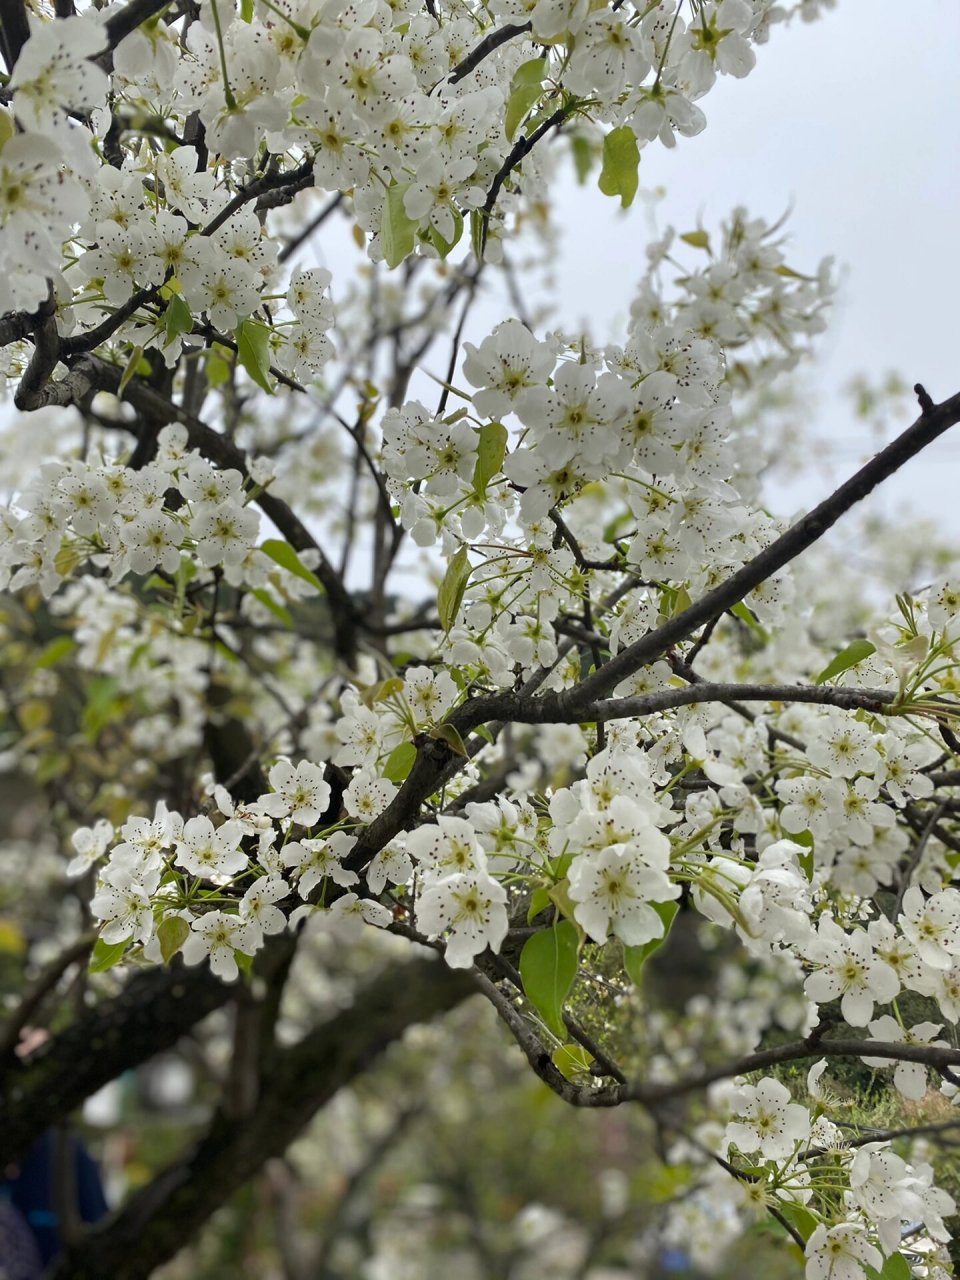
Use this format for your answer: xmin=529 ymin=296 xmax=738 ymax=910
xmin=724 ymin=1077 xmax=810 ymax=1160
xmin=802 ymin=918 xmax=900 ymax=1026
xmin=415 ymin=870 xmax=509 ymax=968
xmin=898 ymin=885 xmax=960 ymax=969
xmin=182 ymin=911 xmax=257 ymax=982
xmin=174 ymin=816 xmax=248 ymax=879
xmin=283 ymin=833 xmax=358 ymax=898
xmin=862 ymin=1016 xmax=947 ymax=1100
xmin=803 ymin=1222 xmax=882 ymax=1280
xmin=239 ymin=876 xmax=289 ymax=946
xmin=260 ymin=759 xmax=331 ymax=826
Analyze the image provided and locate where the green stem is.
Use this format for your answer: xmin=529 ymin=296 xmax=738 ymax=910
xmin=209 ymin=0 xmax=237 ymax=111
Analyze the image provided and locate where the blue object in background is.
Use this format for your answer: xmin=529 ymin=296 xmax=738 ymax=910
xmin=2 ymin=1130 xmax=109 ymax=1266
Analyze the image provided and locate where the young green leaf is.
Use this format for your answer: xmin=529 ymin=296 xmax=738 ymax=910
xmin=157 ymin=916 xmax=190 ymax=964
xmin=526 ymin=885 xmax=553 ymax=925
xmin=235 ymin=318 xmax=275 ymax=394
xmin=570 ymin=134 xmax=594 ymax=184
xmin=730 ymin=601 xmax=768 ymax=640
xmin=865 ymin=1254 xmax=912 ymax=1280
xmin=519 ymin=920 xmax=579 ymax=1039
xmin=438 ymin=545 xmax=471 ymax=632
xmin=89 ymin=936 xmax=130 ymax=973
xmin=250 ymin=588 xmax=294 ymax=627
xmin=117 ymin=345 xmax=145 ymax=398
xmin=426 ymin=209 xmax=464 ymax=260
xmin=206 ymin=345 xmax=232 ymax=388
xmin=260 ymin=539 xmax=324 ymax=593
xmin=472 ymin=421 xmax=508 ymax=494
xmin=470 ymin=208 xmax=487 ymax=261
xmin=163 ymin=293 xmax=193 ymax=347
xmin=598 ymin=126 xmax=640 ymax=209
xmin=430 ymin=722 xmax=468 ymax=755
xmin=383 ymin=741 xmax=417 ymax=783
xmin=381 ymin=182 xmax=417 ymax=268
xmin=552 ymin=1042 xmax=593 ymax=1080
xmin=622 ymin=901 xmax=679 ymax=985
xmin=814 ymin=638 xmax=876 ymax=684
xmin=775 ymin=1199 xmax=818 ymax=1245
xmin=505 ymin=57 xmax=546 ymax=141
xmin=34 ymin=636 xmax=76 ymax=670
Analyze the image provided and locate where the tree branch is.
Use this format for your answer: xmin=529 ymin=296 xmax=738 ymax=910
xmin=50 ymin=957 xmax=475 ymax=1280
xmin=79 ymin=355 xmax=361 ymax=663
xmin=448 ymin=21 xmax=532 ymax=84
xmin=457 ymin=680 xmax=900 ymax=730
xmin=0 ymin=960 xmax=235 ymax=1164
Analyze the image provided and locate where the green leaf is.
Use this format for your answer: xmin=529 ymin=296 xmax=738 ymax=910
xmin=473 ymin=422 xmax=508 ymax=494
xmin=206 ymin=345 xmax=232 ymax=388
xmin=622 ymin=901 xmax=679 ymax=985
xmin=775 ymin=1199 xmax=818 ymax=1245
xmin=680 ymin=229 xmax=711 ymax=250
xmin=519 ymin=920 xmax=579 ymax=1039
xmin=381 ymin=182 xmax=417 ymax=269
xmin=775 ymin=264 xmax=814 ymax=281
xmin=361 ymin=676 xmax=405 ymax=708
xmin=34 ymin=636 xmax=76 ymax=670
xmin=430 ymin=722 xmax=468 ymax=755
xmin=527 ymin=886 xmax=553 ymax=925
xmin=788 ymin=829 xmax=815 ymax=881
xmin=89 ymin=936 xmax=130 ymax=973
xmin=236 ymin=318 xmax=275 ymax=394
xmin=83 ymin=676 xmax=121 ymax=739
xmin=163 ymin=293 xmax=193 ymax=347
xmin=438 ymin=545 xmax=471 ymax=633
xmin=240 ymin=0 xmax=254 ymax=18
xmin=426 ymin=209 xmax=463 ymax=260
xmin=470 ymin=208 xmax=487 ymax=261
xmin=505 ymin=57 xmax=546 ymax=141
xmin=383 ymin=741 xmax=417 ymax=783
xmin=731 ymin=600 xmax=768 ymax=640
xmin=157 ymin=916 xmax=190 ymax=964
xmin=260 ymin=539 xmax=324 ymax=593
xmin=570 ymin=134 xmax=594 ymax=184
xmin=552 ymin=1042 xmax=593 ymax=1080
xmin=598 ymin=126 xmax=640 ymax=209
xmin=814 ymin=638 xmax=876 ymax=685
xmin=117 ymin=344 xmax=145 ymax=398
xmin=865 ymin=1254 xmax=912 ymax=1280
xmin=250 ymin=588 xmax=293 ymax=627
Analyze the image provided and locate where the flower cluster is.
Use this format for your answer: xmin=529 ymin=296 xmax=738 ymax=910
xmin=0 ymin=423 xmax=319 ymax=603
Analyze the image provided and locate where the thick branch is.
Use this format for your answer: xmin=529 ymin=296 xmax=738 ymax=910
xmin=627 ymin=1037 xmax=960 ymax=1106
xmin=0 ymin=962 xmax=232 ymax=1164
xmin=458 ymin=681 xmax=900 ymax=729
xmin=50 ymin=957 xmax=474 ymax=1280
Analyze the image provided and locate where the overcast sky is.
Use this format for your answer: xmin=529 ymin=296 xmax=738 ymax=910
xmin=545 ymin=0 xmax=960 ymax=532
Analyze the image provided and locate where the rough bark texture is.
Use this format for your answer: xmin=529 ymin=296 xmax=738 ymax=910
xmin=48 ymin=957 xmax=474 ymax=1280
xmin=0 ymin=963 xmax=231 ymax=1165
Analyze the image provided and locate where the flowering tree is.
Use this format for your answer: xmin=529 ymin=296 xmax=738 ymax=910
xmin=2 ymin=0 xmax=960 ymax=1274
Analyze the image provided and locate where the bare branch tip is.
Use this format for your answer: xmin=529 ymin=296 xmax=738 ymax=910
xmin=914 ymin=383 xmax=936 ymax=415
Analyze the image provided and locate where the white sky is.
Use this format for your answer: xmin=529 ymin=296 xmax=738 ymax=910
xmin=545 ymin=0 xmax=960 ymax=530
